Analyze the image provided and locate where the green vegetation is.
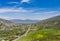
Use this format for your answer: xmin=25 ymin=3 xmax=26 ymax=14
xmin=0 ymin=18 xmax=29 ymax=41
xmin=0 ymin=15 xmax=60 ymax=41
xmin=17 ymin=29 xmax=60 ymax=41
xmin=17 ymin=15 xmax=60 ymax=41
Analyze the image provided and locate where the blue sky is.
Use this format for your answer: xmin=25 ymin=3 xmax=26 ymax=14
xmin=0 ymin=0 xmax=60 ymax=20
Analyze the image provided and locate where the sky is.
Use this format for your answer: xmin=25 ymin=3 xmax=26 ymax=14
xmin=0 ymin=0 xmax=60 ymax=20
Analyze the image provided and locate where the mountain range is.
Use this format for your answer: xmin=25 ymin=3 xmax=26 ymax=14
xmin=9 ymin=19 xmax=40 ymax=24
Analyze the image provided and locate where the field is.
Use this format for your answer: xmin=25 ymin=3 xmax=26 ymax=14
xmin=0 ymin=16 xmax=60 ymax=41
xmin=17 ymin=28 xmax=60 ymax=41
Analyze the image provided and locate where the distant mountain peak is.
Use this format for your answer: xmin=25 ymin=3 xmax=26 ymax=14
xmin=9 ymin=19 xmax=40 ymax=24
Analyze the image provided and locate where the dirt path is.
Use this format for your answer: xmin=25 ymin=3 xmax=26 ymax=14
xmin=12 ymin=27 xmax=30 ymax=41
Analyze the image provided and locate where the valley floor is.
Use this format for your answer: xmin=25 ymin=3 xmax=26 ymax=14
xmin=17 ymin=29 xmax=60 ymax=41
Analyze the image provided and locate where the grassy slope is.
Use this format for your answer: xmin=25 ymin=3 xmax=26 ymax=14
xmin=17 ymin=29 xmax=60 ymax=41
xmin=17 ymin=15 xmax=60 ymax=41
xmin=0 ymin=19 xmax=28 ymax=41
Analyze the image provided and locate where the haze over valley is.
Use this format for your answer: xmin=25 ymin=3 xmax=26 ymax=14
xmin=0 ymin=0 xmax=60 ymax=41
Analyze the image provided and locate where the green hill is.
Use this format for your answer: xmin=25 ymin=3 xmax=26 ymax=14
xmin=0 ymin=18 xmax=29 ymax=41
xmin=17 ymin=15 xmax=60 ymax=41
xmin=0 ymin=15 xmax=60 ymax=41
xmin=36 ymin=15 xmax=60 ymax=29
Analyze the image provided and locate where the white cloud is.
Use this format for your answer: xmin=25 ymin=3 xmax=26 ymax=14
xmin=32 ymin=11 xmax=60 ymax=20
xmin=8 ymin=2 xmax=20 ymax=8
xmin=8 ymin=2 xmax=19 ymax=4
xmin=21 ymin=0 xmax=30 ymax=3
xmin=0 ymin=8 xmax=33 ymax=13
xmin=34 ymin=11 xmax=60 ymax=14
xmin=0 ymin=8 xmax=60 ymax=20
xmin=7 ymin=0 xmax=30 ymax=8
xmin=0 ymin=9 xmax=19 ymax=13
